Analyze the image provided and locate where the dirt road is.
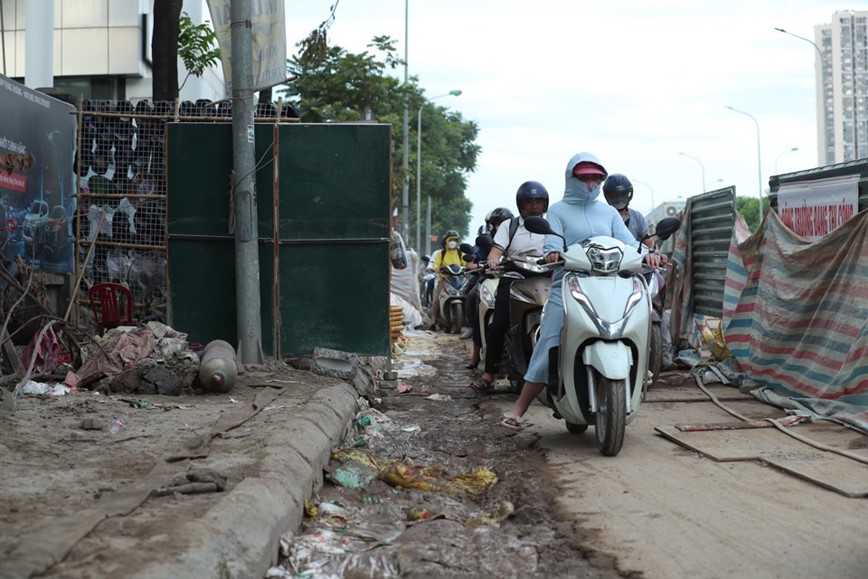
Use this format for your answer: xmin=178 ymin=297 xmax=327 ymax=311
xmin=481 ymin=371 xmax=868 ymax=578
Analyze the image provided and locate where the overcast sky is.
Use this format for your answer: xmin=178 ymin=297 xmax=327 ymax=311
xmin=285 ymin=0 xmax=849 ymax=234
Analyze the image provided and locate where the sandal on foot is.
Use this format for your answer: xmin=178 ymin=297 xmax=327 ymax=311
xmin=499 ymin=412 xmax=527 ymax=431
xmin=465 ymin=358 xmax=480 ymax=370
xmin=470 ymin=377 xmax=494 ymax=392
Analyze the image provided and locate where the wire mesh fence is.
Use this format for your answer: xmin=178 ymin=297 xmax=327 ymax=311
xmin=73 ymin=98 xmax=298 ymax=328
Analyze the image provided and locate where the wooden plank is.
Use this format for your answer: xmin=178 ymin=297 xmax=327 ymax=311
xmin=654 ymin=425 xmax=764 ymax=461
xmin=763 ymin=455 xmax=868 ymax=498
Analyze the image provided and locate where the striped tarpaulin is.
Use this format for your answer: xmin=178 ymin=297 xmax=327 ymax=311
xmin=724 ymin=208 xmax=868 ymax=407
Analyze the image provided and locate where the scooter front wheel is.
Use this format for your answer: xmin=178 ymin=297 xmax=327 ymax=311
xmin=594 ymin=372 xmax=626 ymax=456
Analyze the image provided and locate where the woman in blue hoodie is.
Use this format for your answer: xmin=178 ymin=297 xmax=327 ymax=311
xmin=500 ymin=152 xmax=661 ymax=430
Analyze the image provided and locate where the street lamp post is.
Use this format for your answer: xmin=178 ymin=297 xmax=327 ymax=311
xmin=775 ymin=27 xmax=826 ymax=165
xmin=775 ymin=146 xmax=799 ymax=173
xmin=631 ymin=178 xmax=655 ymax=209
xmin=416 ymin=90 xmax=461 ymax=251
xmin=677 ymin=151 xmax=706 ymax=193
xmin=401 ymin=0 xmax=410 ymax=241
xmin=725 ymin=105 xmax=764 ymax=222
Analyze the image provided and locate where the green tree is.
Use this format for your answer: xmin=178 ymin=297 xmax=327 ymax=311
xmin=736 ymin=196 xmax=771 ymax=232
xmin=177 ymin=12 xmax=221 ymax=92
xmin=280 ymin=36 xmax=480 ymax=244
xmin=151 ymin=4 xmax=222 ymax=101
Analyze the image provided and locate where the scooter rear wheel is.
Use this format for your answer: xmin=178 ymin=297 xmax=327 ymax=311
xmin=648 ymin=322 xmax=663 ymax=386
xmin=565 ymin=422 xmax=588 ymax=434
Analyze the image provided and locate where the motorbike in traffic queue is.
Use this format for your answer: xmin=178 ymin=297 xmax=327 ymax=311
xmin=641 ymin=263 xmax=670 ymax=384
xmin=472 ymin=235 xmax=558 ymax=393
xmin=502 ymin=254 xmax=558 ymax=393
xmin=437 ymin=262 xmax=472 ymax=335
xmin=523 ymin=215 xmax=682 ymax=456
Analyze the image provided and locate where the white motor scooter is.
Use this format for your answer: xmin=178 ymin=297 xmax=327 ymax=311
xmin=523 ymin=216 xmax=681 ymax=456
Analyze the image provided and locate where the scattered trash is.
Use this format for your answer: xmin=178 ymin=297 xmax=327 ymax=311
xmin=198 ymin=339 xmax=238 ymax=393
xmin=109 ymin=419 xmax=125 ymax=434
xmin=425 ymin=393 xmax=451 ymax=402
xmin=397 ymin=382 xmax=413 ymax=393
xmin=467 ymin=500 xmax=516 ymax=527
xmin=19 ymin=381 xmax=72 ymax=396
xmin=400 ymin=425 xmax=422 ymax=433
xmin=377 ymin=463 xmax=497 ymax=495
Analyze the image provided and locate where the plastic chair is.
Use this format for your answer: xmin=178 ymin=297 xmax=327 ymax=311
xmin=88 ymin=283 xmax=135 ymax=333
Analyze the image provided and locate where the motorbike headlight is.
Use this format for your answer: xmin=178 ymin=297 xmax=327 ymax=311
xmin=480 ymin=283 xmax=495 ymax=308
xmin=586 ymin=245 xmax=623 ymax=273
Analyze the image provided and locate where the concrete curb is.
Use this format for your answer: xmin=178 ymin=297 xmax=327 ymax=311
xmin=139 ymin=382 xmax=360 ymax=579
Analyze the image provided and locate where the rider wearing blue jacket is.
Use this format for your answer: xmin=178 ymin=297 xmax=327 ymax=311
xmin=499 ymin=152 xmax=661 ymax=430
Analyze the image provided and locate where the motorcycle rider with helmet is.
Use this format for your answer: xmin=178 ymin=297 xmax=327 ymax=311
xmin=603 ymin=173 xmax=654 ymax=250
xmin=464 ymin=207 xmax=514 ymax=367
xmin=429 ymin=230 xmax=467 ymax=331
xmin=604 ymin=173 xmax=673 ymax=372
xmin=500 ymin=153 xmax=661 ymax=430
xmin=470 ymin=183 xmax=548 ymax=391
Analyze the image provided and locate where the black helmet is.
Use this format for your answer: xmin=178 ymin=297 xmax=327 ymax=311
xmin=515 ymin=181 xmax=549 ymax=216
xmin=442 ymin=229 xmax=460 ymax=248
xmin=603 ymin=174 xmax=634 ymax=210
xmin=487 ymin=207 xmax=514 ymax=232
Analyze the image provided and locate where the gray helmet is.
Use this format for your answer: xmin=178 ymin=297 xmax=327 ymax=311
xmin=486 ymin=207 xmax=514 ymax=233
xmin=603 ymin=174 xmax=634 ymax=210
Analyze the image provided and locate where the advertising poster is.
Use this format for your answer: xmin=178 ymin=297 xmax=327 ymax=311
xmin=206 ymin=0 xmax=287 ymax=92
xmin=777 ymin=175 xmax=859 ymax=240
xmin=0 ymin=73 xmax=76 ymax=273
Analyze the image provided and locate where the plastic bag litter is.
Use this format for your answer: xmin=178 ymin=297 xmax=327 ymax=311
xmin=330 ymin=447 xmax=385 ymax=470
xmin=466 ymin=500 xmax=516 ymax=527
xmin=378 ymin=463 xmax=497 ymax=495
xmin=425 ymin=393 xmax=451 ymax=401
xmin=701 ymin=324 xmax=731 ymax=360
xmin=19 ymin=381 xmax=72 ymax=396
xmin=328 ymin=462 xmax=378 ymax=489
xmin=281 ymin=528 xmax=400 ymax=579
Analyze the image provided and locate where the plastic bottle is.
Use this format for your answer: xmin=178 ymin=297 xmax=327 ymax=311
xmin=198 ymin=339 xmax=238 ymax=393
xmin=109 ymin=418 xmax=125 ymax=433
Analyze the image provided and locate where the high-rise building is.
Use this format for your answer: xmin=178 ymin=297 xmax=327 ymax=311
xmin=816 ymin=10 xmax=868 ymax=164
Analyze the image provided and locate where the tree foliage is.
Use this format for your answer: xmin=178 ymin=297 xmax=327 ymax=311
xmin=178 ymin=12 xmax=221 ymax=91
xmin=152 ymin=4 xmax=221 ymax=100
xmin=736 ymin=196 xmax=771 ymax=232
xmin=279 ymin=36 xmax=480 ymax=246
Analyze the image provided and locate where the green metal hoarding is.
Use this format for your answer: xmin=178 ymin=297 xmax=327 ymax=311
xmin=167 ymin=122 xmax=392 ymax=357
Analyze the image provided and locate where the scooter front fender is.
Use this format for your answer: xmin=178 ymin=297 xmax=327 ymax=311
xmin=582 ymin=341 xmax=633 ymax=380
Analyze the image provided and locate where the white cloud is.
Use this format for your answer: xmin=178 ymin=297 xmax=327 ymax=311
xmin=286 ymin=0 xmax=844 ymax=235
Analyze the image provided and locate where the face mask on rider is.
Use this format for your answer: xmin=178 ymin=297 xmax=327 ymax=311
xmin=447 ymin=240 xmax=458 ymax=249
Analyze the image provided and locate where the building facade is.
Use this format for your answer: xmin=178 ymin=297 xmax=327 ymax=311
xmin=816 ymin=10 xmax=868 ymax=164
xmin=0 ymin=0 xmax=224 ymax=102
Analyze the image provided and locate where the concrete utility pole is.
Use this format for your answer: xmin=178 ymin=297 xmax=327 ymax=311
xmin=231 ymin=0 xmax=263 ymax=364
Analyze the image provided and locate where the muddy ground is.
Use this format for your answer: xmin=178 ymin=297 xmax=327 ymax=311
xmin=1 ymin=329 xmax=626 ymax=578
xmin=0 ymin=360 xmax=343 ymax=579
xmin=270 ymin=331 xmax=623 ymax=578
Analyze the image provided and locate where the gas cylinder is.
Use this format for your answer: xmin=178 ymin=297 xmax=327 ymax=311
xmin=198 ymin=339 xmax=237 ymax=393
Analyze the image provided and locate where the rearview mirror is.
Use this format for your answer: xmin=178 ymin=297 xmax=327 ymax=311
xmin=522 ymin=216 xmax=554 ymax=235
xmin=654 ymin=217 xmax=681 ymax=242
xmin=522 ymin=216 xmax=567 ymax=253
xmin=474 ymin=234 xmax=494 ymax=249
